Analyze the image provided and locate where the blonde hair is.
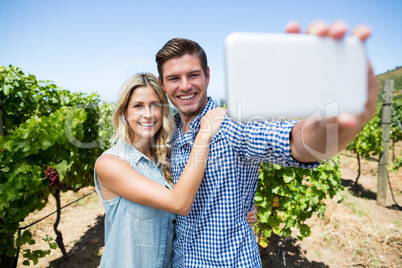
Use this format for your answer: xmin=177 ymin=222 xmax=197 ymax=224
xmin=112 ymin=73 xmax=174 ymax=185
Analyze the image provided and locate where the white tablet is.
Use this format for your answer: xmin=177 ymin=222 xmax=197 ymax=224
xmin=224 ymin=32 xmax=367 ymax=121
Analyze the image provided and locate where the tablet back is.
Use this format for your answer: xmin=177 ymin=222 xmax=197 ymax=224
xmin=224 ymin=32 xmax=367 ymax=121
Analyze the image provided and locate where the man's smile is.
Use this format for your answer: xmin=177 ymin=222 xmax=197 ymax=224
xmin=178 ymin=93 xmax=196 ymax=100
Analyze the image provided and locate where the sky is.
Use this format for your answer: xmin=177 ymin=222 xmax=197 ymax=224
xmin=1 ymin=0 xmax=401 ymax=104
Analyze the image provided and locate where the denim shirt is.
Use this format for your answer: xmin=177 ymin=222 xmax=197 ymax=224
xmin=94 ymin=140 xmax=176 ymax=268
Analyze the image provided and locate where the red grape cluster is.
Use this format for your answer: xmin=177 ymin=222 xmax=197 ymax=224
xmin=45 ymin=166 xmax=62 ymax=188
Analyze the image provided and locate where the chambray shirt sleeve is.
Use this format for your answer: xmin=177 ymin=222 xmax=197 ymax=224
xmin=221 ymin=115 xmax=319 ymax=169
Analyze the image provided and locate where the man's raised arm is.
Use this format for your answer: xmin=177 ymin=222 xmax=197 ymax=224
xmin=287 ymin=21 xmax=378 ymax=163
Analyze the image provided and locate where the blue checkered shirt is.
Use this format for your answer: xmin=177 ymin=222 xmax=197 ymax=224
xmin=170 ymin=98 xmax=319 ymax=267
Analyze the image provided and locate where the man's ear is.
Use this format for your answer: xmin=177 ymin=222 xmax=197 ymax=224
xmin=158 ymin=76 xmax=166 ymax=92
xmin=205 ymin=67 xmax=210 ymax=86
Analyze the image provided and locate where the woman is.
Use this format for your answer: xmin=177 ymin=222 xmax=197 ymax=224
xmin=94 ymin=72 xmax=226 ymax=267
xmin=94 ymin=73 xmax=255 ymax=267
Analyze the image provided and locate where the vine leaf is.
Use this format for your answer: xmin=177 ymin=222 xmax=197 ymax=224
xmin=55 ymin=160 xmax=68 ymax=182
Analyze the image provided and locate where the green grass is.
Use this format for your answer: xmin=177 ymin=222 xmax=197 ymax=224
xmin=343 ymin=190 xmax=369 ymax=217
xmin=347 ymin=201 xmax=369 ymax=217
xmin=321 ymin=232 xmax=334 ymax=246
xmin=369 ymin=253 xmax=381 ymax=267
xmin=377 ymin=66 xmax=402 ymax=104
xmin=315 ymin=250 xmax=321 ymax=257
xmin=393 ymin=218 xmax=402 ymax=229
xmin=377 ymin=66 xmax=402 ymax=91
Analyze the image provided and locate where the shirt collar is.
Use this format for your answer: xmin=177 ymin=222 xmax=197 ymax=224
xmin=120 ymin=140 xmax=161 ymax=167
xmin=174 ymin=97 xmax=217 ymax=132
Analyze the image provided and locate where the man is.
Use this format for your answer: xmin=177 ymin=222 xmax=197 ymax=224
xmin=156 ymin=21 xmax=377 ymax=267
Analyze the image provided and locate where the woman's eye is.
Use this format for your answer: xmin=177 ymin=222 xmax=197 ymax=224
xmin=133 ymin=104 xmax=142 ymax=108
xmin=151 ymin=103 xmax=162 ymax=108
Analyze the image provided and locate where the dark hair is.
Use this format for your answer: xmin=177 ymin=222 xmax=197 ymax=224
xmin=155 ymin=38 xmax=208 ymax=83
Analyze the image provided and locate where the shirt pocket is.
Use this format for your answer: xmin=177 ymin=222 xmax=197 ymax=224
xmin=204 ymin=136 xmax=231 ymax=184
xmin=128 ymin=202 xmax=160 ymax=220
xmin=210 ymin=128 xmax=225 ymax=145
xmin=208 ymin=132 xmax=229 ymax=163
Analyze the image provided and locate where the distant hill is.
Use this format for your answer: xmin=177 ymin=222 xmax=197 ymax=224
xmin=377 ymin=66 xmax=402 ymax=101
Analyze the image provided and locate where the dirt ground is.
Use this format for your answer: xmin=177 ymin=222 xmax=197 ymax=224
xmin=17 ymin=148 xmax=402 ymax=268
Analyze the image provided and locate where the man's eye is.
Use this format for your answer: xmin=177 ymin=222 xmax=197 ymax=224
xmin=168 ymin=77 xmax=178 ymax=82
xmin=190 ymin=74 xmax=199 ymax=78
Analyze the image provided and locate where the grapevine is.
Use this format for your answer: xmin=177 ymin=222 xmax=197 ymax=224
xmin=45 ymin=167 xmax=63 ymax=188
xmin=346 ymin=105 xmax=383 ymax=190
xmin=390 ymin=99 xmax=402 ymax=161
xmin=0 ymin=65 xmax=114 ymax=266
xmin=254 ymin=155 xmax=343 ymax=248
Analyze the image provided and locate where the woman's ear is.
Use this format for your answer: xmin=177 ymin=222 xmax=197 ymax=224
xmin=123 ymin=110 xmax=128 ymax=122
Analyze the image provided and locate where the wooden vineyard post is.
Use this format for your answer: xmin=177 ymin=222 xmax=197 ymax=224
xmin=377 ymin=79 xmax=394 ymax=206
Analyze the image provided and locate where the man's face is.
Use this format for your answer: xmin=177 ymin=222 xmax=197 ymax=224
xmin=159 ymin=54 xmax=209 ymax=119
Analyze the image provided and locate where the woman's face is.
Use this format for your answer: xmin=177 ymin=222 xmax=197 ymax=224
xmin=125 ymin=86 xmax=163 ymax=145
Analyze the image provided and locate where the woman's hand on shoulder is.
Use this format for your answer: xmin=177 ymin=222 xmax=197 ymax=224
xmin=199 ymin=108 xmax=227 ymax=142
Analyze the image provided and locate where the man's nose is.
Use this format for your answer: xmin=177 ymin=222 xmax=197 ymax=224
xmin=179 ymin=77 xmax=191 ymax=91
